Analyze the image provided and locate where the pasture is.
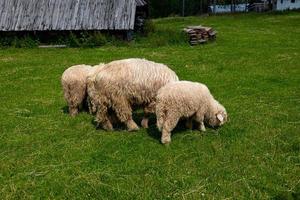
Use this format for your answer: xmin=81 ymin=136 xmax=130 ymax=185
xmin=0 ymin=12 xmax=299 ymax=199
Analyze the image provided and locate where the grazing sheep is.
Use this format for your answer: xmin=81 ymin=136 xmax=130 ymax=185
xmin=92 ymin=58 xmax=179 ymax=131
xmin=156 ymin=81 xmax=227 ymax=144
xmin=61 ymin=64 xmax=92 ymax=116
xmin=61 ymin=63 xmax=105 ymax=116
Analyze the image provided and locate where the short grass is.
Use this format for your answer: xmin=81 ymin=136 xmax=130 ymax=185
xmin=0 ymin=12 xmax=300 ymax=199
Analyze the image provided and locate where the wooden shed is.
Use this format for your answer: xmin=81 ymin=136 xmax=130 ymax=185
xmin=0 ymin=0 xmax=147 ymax=31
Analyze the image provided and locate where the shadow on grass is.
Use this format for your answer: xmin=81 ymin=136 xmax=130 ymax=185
xmin=273 ymin=190 xmax=300 ymax=200
xmin=146 ymin=118 xmax=193 ymax=142
xmin=61 ymin=102 xmax=90 ymax=115
xmin=62 ymin=106 xmax=69 ymax=114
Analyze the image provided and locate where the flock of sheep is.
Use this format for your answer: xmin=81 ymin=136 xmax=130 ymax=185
xmin=61 ymin=58 xmax=227 ymax=144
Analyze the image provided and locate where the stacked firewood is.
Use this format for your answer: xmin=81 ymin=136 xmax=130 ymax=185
xmin=183 ymin=26 xmax=217 ymax=45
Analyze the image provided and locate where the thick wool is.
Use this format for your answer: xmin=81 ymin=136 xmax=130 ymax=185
xmin=61 ymin=64 xmax=93 ymax=116
xmin=86 ymin=63 xmax=106 ymax=114
xmin=92 ymin=58 xmax=179 ymax=131
xmin=156 ymin=81 xmax=227 ymax=144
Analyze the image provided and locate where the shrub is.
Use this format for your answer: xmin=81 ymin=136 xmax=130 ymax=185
xmin=67 ymin=31 xmax=107 ymax=48
xmin=67 ymin=32 xmax=81 ymax=47
xmin=143 ymin=20 xmax=156 ymax=36
xmin=0 ymin=33 xmax=39 ymax=48
xmin=92 ymin=32 xmax=107 ymax=46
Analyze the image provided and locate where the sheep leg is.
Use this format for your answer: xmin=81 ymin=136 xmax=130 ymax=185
xmin=68 ymin=96 xmax=81 ymax=117
xmin=69 ymin=106 xmax=78 ymax=116
xmin=141 ymin=102 xmax=155 ymax=128
xmin=194 ymin=113 xmax=206 ymax=132
xmin=112 ymin=97 xmax=139 ymax=131
xmin=87 ymin=96 xmax=93 ymax=114
xmin=161 ymin=113 xmax=180 ymax=144
xmin=95 ymin=98 xmax=113 ymax=131
xmin=199 ymin=122 xmax=206 ymax=132
xmin=185 ymin=118 xmax=193 ymax=129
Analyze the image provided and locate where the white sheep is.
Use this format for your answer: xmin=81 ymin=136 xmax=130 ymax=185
xmin=91 ymin=58 xmax=179 ymax=131
xmin=156 ymin=81 xmax=227 ymax=144
xmin=61 ymin=64 xmax=92 ymax=116
xmin=61 ymin=64 xmax=105 ymax=116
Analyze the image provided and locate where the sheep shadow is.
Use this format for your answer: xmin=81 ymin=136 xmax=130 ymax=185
xmin=146 ymin=117 xmax=193 ymax=142
xmin=90 ymin=108 xmax=144 ymax=132
xmin=61 ymin=100 xmax=90 ymax=115
xmin=62 ymin=106 xmax=69 ymax=114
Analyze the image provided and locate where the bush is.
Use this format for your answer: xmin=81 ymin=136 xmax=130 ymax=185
xmin=67 ymin=31 xmax=107 ymax=48
xmin=17 ymin=36 xmax=39 ymax=48
xmin=143 ymin=20 xmax=156 ymax=36
xmin=92 ymin=32 xmax=107 ymax=46
xmin=67 ymin=32 xmax=81 ymax=47
xmin=0 ymin=33 xmax=39 ymax=48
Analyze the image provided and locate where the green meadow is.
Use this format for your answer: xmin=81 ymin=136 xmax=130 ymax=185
xmin=0 ymin=12 xmax=299 ymax=199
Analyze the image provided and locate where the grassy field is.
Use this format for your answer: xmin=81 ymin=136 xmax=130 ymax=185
xmin=0 ymin=12 xmax=299 ymax=199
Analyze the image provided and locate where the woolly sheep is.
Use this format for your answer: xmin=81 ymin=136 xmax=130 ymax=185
xmin=61 ymin=64 xmax=92 ymax=116
xmin=61 ymin=64 xmax=105 ymax=116
xmin=91 ymin=58 xmax=179 ymax=131
xmin=156 ymin=81 xmax=227 ymax=144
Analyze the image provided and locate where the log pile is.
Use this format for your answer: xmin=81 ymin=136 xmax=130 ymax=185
xmin=183 ymin=26 xmax=217 ymax=45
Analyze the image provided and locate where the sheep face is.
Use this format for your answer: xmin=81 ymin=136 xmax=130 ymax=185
xmin=207 ymin=111 xmax=227 ymax=128
xmin=206 ymin=100 xmax=228 ymax=128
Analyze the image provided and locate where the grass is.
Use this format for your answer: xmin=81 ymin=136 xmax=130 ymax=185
xmin=0 ymin=12 xmax=300 ymax=199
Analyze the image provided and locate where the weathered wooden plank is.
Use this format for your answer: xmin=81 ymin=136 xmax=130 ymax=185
xmin=0 ymin=0 xmax=142 ymax=31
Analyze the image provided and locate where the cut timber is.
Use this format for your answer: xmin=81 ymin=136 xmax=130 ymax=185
xmin=184 ymin=25 xmax=217 ymax=46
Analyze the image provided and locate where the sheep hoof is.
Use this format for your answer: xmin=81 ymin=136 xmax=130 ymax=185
xmin=127 ymin=120 xmax=139 ymax=131
xmin=141 ymin=119 xmax=149 ymax=129
xmin=161 ymin=137 xmax=171 ymax=145
xmin=128 ymin=125 xmax=140 ymax=132
xmin=102 ymin=121 xmax=114 ymax=131
xmin=69 ymin=108 xmax=78 ymax=116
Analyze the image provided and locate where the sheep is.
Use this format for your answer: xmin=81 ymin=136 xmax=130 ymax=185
xmin=61 ymin=64 xmax=93 ymax=116
xmin=156 ymin=81 xmax=227 ymax=144
xmin=91 ymin=58 xmax=179 ymax=131
xmin=61 ymin=63 xmax=105 ymax=116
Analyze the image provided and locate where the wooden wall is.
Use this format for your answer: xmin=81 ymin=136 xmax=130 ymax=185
xmin=0 ymin=0 xmax=137 ymax=31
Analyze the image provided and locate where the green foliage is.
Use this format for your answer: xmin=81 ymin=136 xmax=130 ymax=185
xmin=67 ymin=32 xmax=81 ymax=47
xmin=149 ymin=0 xmax=210 ymax=18
xmin=67 ymin=31 xmax=108 ymax=48
xmin=0 ymin=31 xmax=108 ymax=48
xmin=0 ymin=33 xmax=39 ymax=48
xmin=0 ymin=12 xmax=300 ymax=199
xmin=92 ymin=32 xmax=108 ymax=46
xmin=143 ymin=19 xmax=156 ymax=36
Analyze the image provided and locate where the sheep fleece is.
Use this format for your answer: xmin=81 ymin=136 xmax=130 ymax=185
xmin=156 ymin=81 xmax=227 ymax=143
xmin=93 ymin=58 xmax=179 ymax=128
xmin=61 ymin=64 xmax=92 ymax=116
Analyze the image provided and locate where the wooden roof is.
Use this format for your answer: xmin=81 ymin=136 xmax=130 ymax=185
xmin=135 ymin=0 xmax=147 ymax=7
xmin=0 ymin=0 xmax=144 ymax=31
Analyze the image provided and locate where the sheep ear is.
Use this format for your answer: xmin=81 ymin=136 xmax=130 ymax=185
xmin=217 ymin=113 xmax=224 ymax=122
